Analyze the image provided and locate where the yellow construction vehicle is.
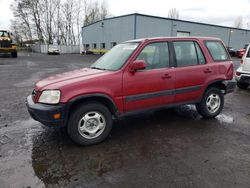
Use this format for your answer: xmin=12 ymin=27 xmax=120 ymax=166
xmin=0 ymin=30 xmax=17 ymax=57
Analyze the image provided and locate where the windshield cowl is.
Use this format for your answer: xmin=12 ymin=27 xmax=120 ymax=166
xmin=90 ymin=66 xmax=107 ymax=71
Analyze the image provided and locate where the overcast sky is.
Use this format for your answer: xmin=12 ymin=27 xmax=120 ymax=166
xmin=1 ymin=0 xmax=250 ymax=29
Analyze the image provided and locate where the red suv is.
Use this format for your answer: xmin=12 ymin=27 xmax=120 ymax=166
xmin=27 ymin=37 xmax=236 ymax=145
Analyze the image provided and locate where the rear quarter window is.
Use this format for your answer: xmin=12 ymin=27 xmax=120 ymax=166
xmin=205 ymin=41 xmax=229 ymax=61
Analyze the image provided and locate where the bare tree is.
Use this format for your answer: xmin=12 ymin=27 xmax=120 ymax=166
xmin=29 ymin=0 xmax=44 ymax=42
xmin=100 ymin=0 xmax=108 ymax=20
xmin=10 ymin=19 xmax=25 ymax=45
xmin=168 ymin=8 xmax=179 ymax=19
xmin=234 ymin=16 xmax=243 ymax=28
xmin=10 ymin=0 xmax=33 ymax=40
xmin=10 ymin=0 xmax=109 ymax=45
xmin=83 ymin=0 xmax=109 ymax=26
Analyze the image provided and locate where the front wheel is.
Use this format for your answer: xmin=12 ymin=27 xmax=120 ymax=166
xmin=11 ymin=51 xmax=17 ymax=58
xmin=196 ymin=87 xmax=224 ymax=119
xmin=67 ymin=102 xmax=113 ymax=145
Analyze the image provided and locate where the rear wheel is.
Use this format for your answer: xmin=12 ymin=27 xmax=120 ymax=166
xmin=11 ymin=51 xmax=17 ymax=58
xmin=196 ymin=87 xmax=224 ymax=118
xmin=237 ymin=82 xmax=249 ymax=89
xmin=67 ymin=102 xmax=113 ymax=145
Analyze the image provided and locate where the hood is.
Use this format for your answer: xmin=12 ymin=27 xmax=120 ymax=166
xmin=35 ymin=68 xmax=107 ymax=90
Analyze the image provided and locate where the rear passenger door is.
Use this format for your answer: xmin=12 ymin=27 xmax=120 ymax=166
xmin=173 ymin=41 xmax=209 ymax=103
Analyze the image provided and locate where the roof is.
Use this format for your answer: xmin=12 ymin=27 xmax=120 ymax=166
xmin=82 ymin=13 xmax=250 ymax=32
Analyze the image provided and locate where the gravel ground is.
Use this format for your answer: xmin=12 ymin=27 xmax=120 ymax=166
xmin=0 ymin=52 xmax=250 ymax=188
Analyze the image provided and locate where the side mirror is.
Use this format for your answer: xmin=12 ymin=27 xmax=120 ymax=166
xmin=129 ymin=60 xmax=146 ymax=73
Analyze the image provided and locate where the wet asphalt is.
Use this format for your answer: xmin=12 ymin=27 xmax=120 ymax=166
xmin=0 ymin=52 xmax=250 ymax=188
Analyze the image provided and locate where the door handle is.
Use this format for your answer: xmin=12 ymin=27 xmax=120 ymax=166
xmin=162 ymin=74 xmax=171 ymax=79
xmin=203 ymin=69 xmax=212 ymax=73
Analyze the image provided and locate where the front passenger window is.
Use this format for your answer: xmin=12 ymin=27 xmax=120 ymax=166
xmin=136 ymin=42 xmax=169 ymax=70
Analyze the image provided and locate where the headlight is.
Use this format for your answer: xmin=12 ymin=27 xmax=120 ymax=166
xmin=38 ymin=90 xmax=61 ymax=104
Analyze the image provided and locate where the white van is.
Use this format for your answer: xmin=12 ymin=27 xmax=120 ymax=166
xmin=235 ymin=44 xmax=250 ymax=89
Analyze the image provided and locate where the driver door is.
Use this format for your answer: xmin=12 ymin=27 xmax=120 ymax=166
xmin=123 ymin=42 xmax=175 ymax=112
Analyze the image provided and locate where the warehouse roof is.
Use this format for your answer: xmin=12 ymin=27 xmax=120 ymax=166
xmin=82 ymin=13 xmax=250 ymax=32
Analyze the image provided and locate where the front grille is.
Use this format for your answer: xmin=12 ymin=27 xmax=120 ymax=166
xmin=0 ymin=40 xmax=11 ymax=48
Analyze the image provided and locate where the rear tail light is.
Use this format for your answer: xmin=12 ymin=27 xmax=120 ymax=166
xmin=240 ymin=59 xmax=243 ymax=64
xmin=235 ymin=72 xmax=241 ymax=76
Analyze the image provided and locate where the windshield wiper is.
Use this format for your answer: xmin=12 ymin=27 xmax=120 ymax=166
xmin=90 ymin=66 xmax=107 ymax=70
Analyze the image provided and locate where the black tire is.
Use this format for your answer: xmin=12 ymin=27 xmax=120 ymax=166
xmin=11 ymin=52 xmax=17 ymax=58
xmin=67 ymin=102 xmax=113 ymax=146
xmin=196 ymin=87 xmax=224 ymax=119
xmin=237 ymin=82 xmax=249 ymax=89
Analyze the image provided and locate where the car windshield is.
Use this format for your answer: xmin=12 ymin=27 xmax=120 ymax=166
xmin=0 ymin=31 xmax=9 ymax=37
xmin=90 ymin=42 xmax=139 ymax=71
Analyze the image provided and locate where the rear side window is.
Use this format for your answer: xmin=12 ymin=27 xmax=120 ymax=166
xmin=173 ymin=41 xmax=206 ymax=67
xmin=205 ymin=41 xmax=229 ymax=61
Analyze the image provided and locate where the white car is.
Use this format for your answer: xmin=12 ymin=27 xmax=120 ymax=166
xmin=235 ymin=44 xmax=250 ymax=89
xmin=47 ymin=47 xmax=60 ymax=55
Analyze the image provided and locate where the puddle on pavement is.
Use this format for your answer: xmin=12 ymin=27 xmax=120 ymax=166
xmin=215 ymin=114 xmax=234 ymax=124
xmin=174 ymin=105 xmax=200 ymax=120
xmin=0 ymin=119 xmax=45 ymax=188
xmin=29 ymin=107 xmax=213 ymax=187
xmin=0 ymin=106 xmax=237 ymax=187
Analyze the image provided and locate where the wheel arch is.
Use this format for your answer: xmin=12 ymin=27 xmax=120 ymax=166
xmin=68 ymin=94 xmax=119 ymax=119
xmin=204 ymin=80 xmax=227 ymax=95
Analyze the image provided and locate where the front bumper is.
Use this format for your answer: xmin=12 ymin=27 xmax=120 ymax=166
xmin=0 ymin=48 xmax=16 ymax=53
xmin=222 ymin=80 xmax=236 ymax=94
xmin=48 ymin=51 xmax=59 ymax=55
xmin=26 ymin=95 xmax=68 ymax=127
xmin=235 ymin=68 xmax=250 ymax=84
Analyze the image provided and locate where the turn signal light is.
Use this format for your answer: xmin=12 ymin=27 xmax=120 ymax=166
xmin=53 ymin=113 xmax=61 ymax=119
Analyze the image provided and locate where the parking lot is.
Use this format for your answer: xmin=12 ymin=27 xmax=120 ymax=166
xmin=0 ymin=52 xmax=250 ymax=188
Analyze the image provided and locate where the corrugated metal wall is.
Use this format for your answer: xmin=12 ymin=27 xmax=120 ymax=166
xmin=82 ymin=14 xmax=250 ymax=50
xmin=82 ymin=15 xmax=135 ymax=50
xmin=31 ymin=44 xmax=80 ymax=54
